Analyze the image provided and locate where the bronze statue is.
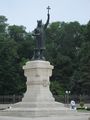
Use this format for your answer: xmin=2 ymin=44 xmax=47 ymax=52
xmin=32 ymin=6 xmax=50 ymax=60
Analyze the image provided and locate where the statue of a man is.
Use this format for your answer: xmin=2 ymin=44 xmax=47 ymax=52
xmin=32 ymin=6 xmax=50 ymax=60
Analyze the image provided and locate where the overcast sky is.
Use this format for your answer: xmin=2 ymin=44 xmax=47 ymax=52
xmin=0 ymin=0 xmax=90 ymax=32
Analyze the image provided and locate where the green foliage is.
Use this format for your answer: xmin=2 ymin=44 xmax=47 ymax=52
xmin=79 ymin=102 xmax=84 ymax=108
xmin=70 ymin=22 xmax=90 ymax=95
xmin=0 ymin=16 xmax=8 ymax=33
xmin=50 ymin=80 xmax=65 ymax=95
xmin=0 ymin=16 xmax=35 ymax=95
xmin=8 ymin=25 xmax=26 ymax=42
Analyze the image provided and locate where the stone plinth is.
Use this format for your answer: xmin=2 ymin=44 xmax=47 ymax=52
xmin=22 ymin=60 xmax=54 ymax=102
xmin=0 ymin=60 xmax=75 ymax=117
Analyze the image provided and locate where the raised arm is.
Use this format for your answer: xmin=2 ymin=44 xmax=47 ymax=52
xmin=44 ymin=13 xmax=50 ymax=30
xmin=44 ymin=6 xmax=51 ymax=29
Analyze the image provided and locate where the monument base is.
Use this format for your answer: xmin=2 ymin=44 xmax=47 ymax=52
xmin=0 ymin=60 xmax=75 ymax=117
xmin=22 ymin=60 xmax=55 ymax=103
xmin=0 ymin=102 xmax=75 ymax=117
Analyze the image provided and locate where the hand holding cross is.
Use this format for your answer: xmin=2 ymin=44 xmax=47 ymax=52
xmin=47 ymin=6 xmax=51 ymax=14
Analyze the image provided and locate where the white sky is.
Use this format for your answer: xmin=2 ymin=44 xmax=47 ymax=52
xmin=0 ymin=0 xmax=90 ymax=32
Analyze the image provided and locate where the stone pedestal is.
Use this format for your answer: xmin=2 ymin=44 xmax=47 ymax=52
xmin=0 ymin=60 xmax=74 ymax=118
xmin=22 ymin=60 xmax=54 ymax=102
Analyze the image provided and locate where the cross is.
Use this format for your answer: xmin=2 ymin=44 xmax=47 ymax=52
xmin=47 ymin=6 xmax=51 ymax=14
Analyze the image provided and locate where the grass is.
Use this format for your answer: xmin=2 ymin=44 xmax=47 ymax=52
xmin=77 ymin=107 xmax=90 ymax=112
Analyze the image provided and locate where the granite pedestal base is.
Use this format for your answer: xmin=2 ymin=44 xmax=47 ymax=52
xmin=0 ymin=60 xmax=76 ymax=117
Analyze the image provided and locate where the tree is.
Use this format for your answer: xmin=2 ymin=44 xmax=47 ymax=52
xmin=70 ymin=21 xmax=90 ymax=95
xmin=0 ymin=17 xmax=26 ymax=95
xmin=45 ymin=21 xmax=82 ymax=93
xmin=0 ymin=36 xmax=26 ymax=95
xmin=0 ymin=16 xmax=8 ymax=33
xmin=8 ymin=25 xmax=26 ymax=42
xmin=8 ymin=25 xmax=34 ymax=59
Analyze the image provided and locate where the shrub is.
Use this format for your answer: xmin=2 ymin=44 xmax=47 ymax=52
xmin=80 ymin=101 xmax=84 ymax=108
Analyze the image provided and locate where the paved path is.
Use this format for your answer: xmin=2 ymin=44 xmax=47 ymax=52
xmin=0 ymin=104 xmax=90 ymax=120
xmin=0 ymin=112 xmax=90 ymax=120
xmin=0 ymin=116 xmax=89 ymax=120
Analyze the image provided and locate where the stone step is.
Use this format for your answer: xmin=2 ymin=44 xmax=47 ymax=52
xmin=12 ymin=102 xmax=65 ymax=108
xmin=0 ymin=107 xmax=76 ymax=118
